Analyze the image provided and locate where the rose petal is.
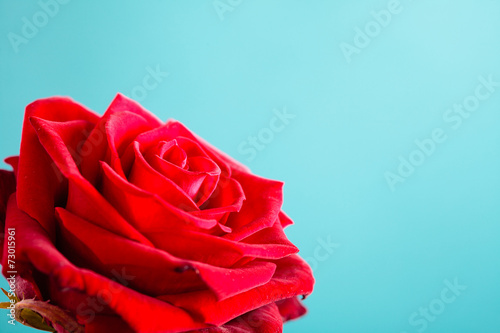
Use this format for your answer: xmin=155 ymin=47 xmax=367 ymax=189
xmin=4 ymin=156 xmax=19 ymax=178
xmin=224 ymin=171 xmax=284 ymax=241
xmin=279 ymin=211 xmax=294 ymax=228
xmin=56 ymin=207 xmax=277 ymax=301
xmin=16 ymin=97 xmax=100 ymax=240
xmin=30 ymin=117 xmax=97 ymax=175
xmin=238 ymin=219 xmax=298 ymax=255
xmin=134 ymin=121 xmax=236 ymax=178
xmin=144 ymin=138 xmax=221 ymax=206
xmin=129 ymin=141 xmax=199 ymax=211
xmin=155 ymin=140 xmax=188 ymax=167
xmin=193 ymin=260 xmax=277 ymax=302
xmin=78 ymin=92 xmax=163 ymax=186
xmin=105 ymin=93 xmax=163 ymax=128
xmin=29 ymin=116 xmax=152 ymax=246
xmin=105 ymin=111 xmax=156 ymax=176
xmin=162 ymin=120 xmax=252 ymax=176
xmin=79 ymin=110 xmax=156 ymax=186
xmin=276 ymin=297 xmax=307 ymax=322
xmin=144 ymin=221 xmax=298 ymax=268
xmin=150 ymin=154 xmax=210 ymax=202
xmin=55 ymin=207 xmax=205 ymax=296
xmin=192 ymin=302 xmax=284 ymax=333
xmin=83 ymin=315 xmax=134 ymax=333
xmin=193 ymin=177 xmax=245 ymax=224
xmin=159 ymin=254 xmax=314 ymax=326
xmin=0 ymin=170 xmax=16 ymax=223
xmin=100 ymin=161 xmax=221 ymax=232
xmin=2 ymin=195 xmax=209 ymax=332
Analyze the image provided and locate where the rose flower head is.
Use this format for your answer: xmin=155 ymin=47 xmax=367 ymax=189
xmin=0 ymin=94 xmax=314 ymax=333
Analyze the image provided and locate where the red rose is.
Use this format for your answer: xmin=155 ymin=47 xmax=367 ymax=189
xmin=0 ymin=94 xmax=314 ymax=333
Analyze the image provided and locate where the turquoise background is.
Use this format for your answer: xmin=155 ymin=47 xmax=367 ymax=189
xmin=1 ymin=0 xmax=500 ymax=332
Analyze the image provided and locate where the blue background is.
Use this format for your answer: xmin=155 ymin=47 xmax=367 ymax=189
xmin=1 ymin=1 xmax=500 ymax=332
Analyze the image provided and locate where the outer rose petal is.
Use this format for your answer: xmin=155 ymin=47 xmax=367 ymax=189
xmin=5 ymin=156 xmax=19 ymax=177
xmin=0 ymin=170 xmax=16 ymax=220
xmin=143 ymin=223 xmax=298 ymax=268
xmin=72 ymin=303 xmax=286 ymax=333
xmin=224 ymin=171 xmax=284 ymax=241
xmin=192 ymin=303 xmax=284 ymax=333
xmin=55 ymin=206 xmax=206 ymax=296
xmin=29 ymin=116 xmax=152 ymax=246
xmin=83 ymin=315 xmax=134 ymax=333
xmin=276 ymin=297 xmax=307 ymax=321
xmin=79 ymin=93 xmax=163 ymax=186
xmin=56 ymin=207 xmax=277 ymax=301
xmin=100 ymin=162 xmax=224 ymax=232
xmin=195 ymin=177 xmax=245 ymax=223
xmin=159 ymin=255 xmax=314 ymax=326
xmin=16 ymin=97 xmax=100 ymax=240
xmin=0 ymin=170 xmax=16 ymax=258
xmin=278 ymin=211 xmax=294 ymax=228
xmin=2 ymin=196 xmax=210 ymax=332
xmin=105 ymin=93 xmax=163 ymax=128
xmin=79 ymin=110 xmax=157 ymax=185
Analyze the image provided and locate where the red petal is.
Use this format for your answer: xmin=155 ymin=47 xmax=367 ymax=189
xmin=29 ymin=117 xmax=97 ymax=176
xmin=79 ymin=110 xmax=156 ymax=186
xmin=144 ymin=138 xmax=222 ymax=206
xmin=56 ymin=207 xmax=277 ymax=301
xmin=163 ymin=120 xmax=252 ymax=176
xmin=238 ymin=219 xmax=299 ymax=258
xmin=279 ymin=211 xmax=294 ymax=228
xmin=159 ymin=255 xmax=314 ymax=326
xmin=83 ymin=315 xmax=134 ymax=333
xmin=105 ymin=93 xmax=163 ymax=128
xmin=0 ymin=170 xmax=16 ymax=259
xmin=30 ymin=116 xmax=152 ymax=245
xmin=0 ymin=170 xmax=16 ymax=221
xmin=194 ymin=177 xmax=245 ymax=224
xmin=129 ymin=142 xmax=199 ymax=211
xmin=16 ymin=97 xmax=99 ymax=240
xmin=105 ymin=111 xmax=156 ymax=176
xmin=143 ymin=224 xmax=298 ymax=268
xmin=191 ymin=303 xmax=284 ymax=333
xmin=134 ymin=121 xmax=235 ymax=178
xmin=224 ymin=171 xmax=284 ymax=241
xmin=2 ymin=196 xmax=209 ymax=332
xmin=4 ymin=156 xmax=19 ymax=178
xmin=155 ymin=140 xmax=188 ymax=167
xmin=276 ymin=297 xmax=308 ymax=322
xmin=55 ymin=207 xmax=205 ymax=296
xmin=100 ymin=161 xmax=220 ymax=232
